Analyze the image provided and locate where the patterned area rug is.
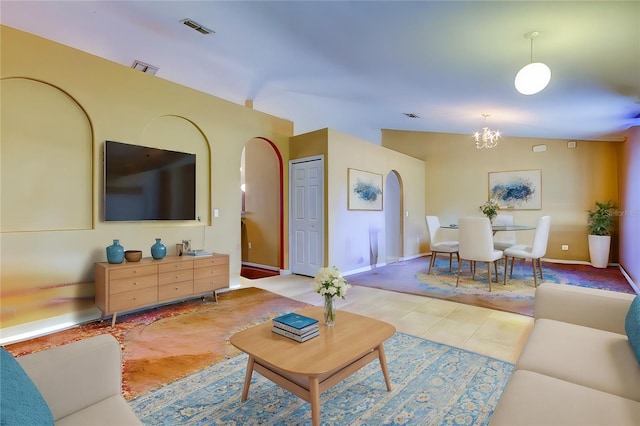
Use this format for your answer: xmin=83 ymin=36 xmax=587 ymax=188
xmin=241 ymin=266 xmax=280 ymax=279
xmin=350 ymin=257 xmax=635 ymax=317
xmin=5 ymin=288 xmax=310 ymax=400
xmin=130 ymin=332 xmax=513 ymax=425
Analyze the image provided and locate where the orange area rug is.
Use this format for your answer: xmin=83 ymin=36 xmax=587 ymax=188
xmin=5 ymin=287 xmax=310 ymax=400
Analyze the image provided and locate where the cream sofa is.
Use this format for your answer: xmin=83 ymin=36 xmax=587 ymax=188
xmin=1 ymin=334 xmax=141 ymax=425
xmin=490 ymin=283 xmax=640 ymax=425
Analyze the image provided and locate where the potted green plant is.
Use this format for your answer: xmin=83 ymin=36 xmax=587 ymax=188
xmin=479 ymin=200 xmax=500 ymax=223
xmin=587 ymin=200 xmax=616 ymax=268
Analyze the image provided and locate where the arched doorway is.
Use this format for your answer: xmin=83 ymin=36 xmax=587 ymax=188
xmin=240 ymin=137 xmax=284 ymax=277
xmin=384 ymin=170 xmax=403 ymax=263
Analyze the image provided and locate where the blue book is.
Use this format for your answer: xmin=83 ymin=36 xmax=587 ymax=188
xmin=273 ymin=313 xmax=318 ymax=334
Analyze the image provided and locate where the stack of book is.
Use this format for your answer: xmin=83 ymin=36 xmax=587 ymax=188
xmin=187 ymin=250 xmax=212 ymax=257
xmin=272 ymin=312 xmax=319 ymax=342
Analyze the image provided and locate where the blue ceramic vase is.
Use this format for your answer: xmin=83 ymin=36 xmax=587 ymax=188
xmin=106 ymin=239 xmax=125 ymax=264
xmin=151 ymin=238 xmax=167 ymax=260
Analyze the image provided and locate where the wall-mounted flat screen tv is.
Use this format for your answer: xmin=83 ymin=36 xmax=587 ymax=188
xmin=104 ymin=140 xmax=196 ymax=221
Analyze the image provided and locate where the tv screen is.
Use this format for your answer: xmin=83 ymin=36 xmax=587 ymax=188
xmin=104 ymin=140 xmax=196 ymax=221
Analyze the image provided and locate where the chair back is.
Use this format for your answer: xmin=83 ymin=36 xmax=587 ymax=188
xmin=425 ymin=215 xmax=442 ymax=244
xmin=458 ymin=217 xmax=495 ymax=261
xmin=530 ymin=216 xmax=552 ymax=258
xmin=493 ymin=214 xmax=516 ymax=245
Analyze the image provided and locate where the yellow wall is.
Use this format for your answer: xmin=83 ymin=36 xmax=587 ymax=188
xmin=326 ymin=130 xmax=426 ymax=270
xmin=382 ymin=130 xmax=620 ymax=262
xmin=290 ymin=128 xmax=426 ymax=272
xmin=0 ymin=25 xmax=293 ymax=329
xmin=290 ymin=129 xmax=329 ymax=161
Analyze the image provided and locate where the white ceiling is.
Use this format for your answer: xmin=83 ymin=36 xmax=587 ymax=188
xmin=2 ymin=1 xmax=639 ymax=144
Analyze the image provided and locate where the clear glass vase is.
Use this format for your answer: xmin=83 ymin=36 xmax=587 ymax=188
xmin=324 ymin=295 xmax=336 ymax=327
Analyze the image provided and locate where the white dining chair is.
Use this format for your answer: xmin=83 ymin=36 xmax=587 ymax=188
xmin=456 ymin=217 xmax=504 ymax=291
xmin=425 ymin=216 xmax=459 ymax=273
xmin=503 ymin=216 xmax=552 ymax=287
xmin=493 ymin=214 xmax=516 ymax=251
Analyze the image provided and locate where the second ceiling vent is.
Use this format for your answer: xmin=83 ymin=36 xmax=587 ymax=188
xmin=181 ymin=19 xmax=215 ymax=35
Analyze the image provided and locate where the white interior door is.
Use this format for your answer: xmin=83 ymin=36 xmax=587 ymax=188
xmin=289 ymin=156 xmax=324 ymax=276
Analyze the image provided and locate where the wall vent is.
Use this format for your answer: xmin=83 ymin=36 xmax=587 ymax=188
xmin=181 ymin=19 xmax=215 ymax=35
xmin=131 ymin=60 xmax=159 ymax=75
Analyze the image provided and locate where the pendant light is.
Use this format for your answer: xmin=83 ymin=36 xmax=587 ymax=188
xmin=515 ymin=31 xmax=551 ymax=95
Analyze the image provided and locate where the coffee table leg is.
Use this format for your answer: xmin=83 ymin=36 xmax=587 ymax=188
xmin=309 ymin=376 xmax=321 ymax=426
xmin=377 ymin=344 xmax=392 ymax=391
xmin=241 ymin=356 xmax=255 ymax=402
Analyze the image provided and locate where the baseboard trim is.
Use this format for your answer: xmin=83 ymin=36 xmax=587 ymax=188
xmin=619 ymin=265 xmax=639 ymax=294
xmin=0 ymin=307 xmax=102 ymax=346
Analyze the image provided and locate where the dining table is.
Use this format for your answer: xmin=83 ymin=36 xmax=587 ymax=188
xmin=442 ymin=223 xmax=536 ymax=234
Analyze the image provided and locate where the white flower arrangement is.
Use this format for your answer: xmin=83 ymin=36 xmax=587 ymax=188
xmin=313 ymin=266 xmax=351 ymax=299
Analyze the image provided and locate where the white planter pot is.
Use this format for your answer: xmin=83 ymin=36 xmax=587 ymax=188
xmin=588 ymin=235 xmax=611 ymax=268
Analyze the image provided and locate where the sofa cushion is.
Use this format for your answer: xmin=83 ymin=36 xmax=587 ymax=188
xmin=625 ymin=295 xmax=640 ymax=364
xmin=516 ymin=318 xmax=640 ymax=401
xmin=55 ymin=395 xmax=142 ymax=426
xmin=0 ymin=347 xmax=54 ymax=425
xmin=490 ymin=370 xmax=640 ymax=426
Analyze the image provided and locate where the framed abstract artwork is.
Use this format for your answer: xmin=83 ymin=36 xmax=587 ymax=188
xmin=488 ymin=169 xmax=541 ymax=210
xmin=348 ymin=168 xmax=383 ymax=211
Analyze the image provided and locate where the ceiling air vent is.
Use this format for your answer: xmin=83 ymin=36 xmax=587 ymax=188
xmin=131 ymin=60 xmax=159 ymax=75
xmin=181 ymin=19 xmax=215 ymax=35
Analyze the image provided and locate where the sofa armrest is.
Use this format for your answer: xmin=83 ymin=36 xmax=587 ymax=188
xmin=17 ymin=334 xmax=123 ymax=422
xmin=534 ymin=283 xmax=635 ymax=335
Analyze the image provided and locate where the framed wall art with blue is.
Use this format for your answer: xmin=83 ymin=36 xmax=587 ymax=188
xmin=489 ymin=169 xmax=541 ymax=210
xmin=348 ymin=168 xmax=383 ymax=211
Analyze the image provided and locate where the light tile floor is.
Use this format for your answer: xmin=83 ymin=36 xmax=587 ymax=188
xmin=242 ymin=274 xmax=534 ymax=364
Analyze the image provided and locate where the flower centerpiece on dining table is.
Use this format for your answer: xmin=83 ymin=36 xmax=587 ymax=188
xmin=313 ymin=266 xmax=351 ymax=326
xmin=479 ymin=199 xmax=500 ymax=223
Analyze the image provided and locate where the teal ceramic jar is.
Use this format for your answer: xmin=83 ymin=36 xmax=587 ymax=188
xmin=151 ymin=238 xmax=167 ymax=260
xmin=106 ymin=239 xmax=125 ymax=264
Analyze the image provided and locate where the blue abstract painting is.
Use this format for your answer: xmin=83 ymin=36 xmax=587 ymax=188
xmin=489 ymin=170 xmax=541 ymax=209
xmin=348 ymin=169 xmax=383 ymax=210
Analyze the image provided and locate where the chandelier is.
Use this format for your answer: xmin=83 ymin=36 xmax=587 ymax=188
xmin=473 ymin=114 xmax=501 ymax=149
xmin=514 ymin=31 xmax=551 ymax=95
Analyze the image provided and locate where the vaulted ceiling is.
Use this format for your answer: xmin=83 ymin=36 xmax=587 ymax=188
xmin=2 ymin=1 xmax=638 ymax=144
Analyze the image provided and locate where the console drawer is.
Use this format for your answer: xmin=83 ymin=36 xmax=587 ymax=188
xmin=159 ymin=269 xmax=194 ymax=285
xmin=109 ymin=287 xmax=157 ymax=312
xmin=194 ymin=275 xmax=229 ymax=293
xmin=110 ymin=274 xmax=158 ymax=295
xmin=159 ymin=281 xmax=194 ymax=301
xmin=110 ymin=265 xmax=157 ymax=280
xmin=193 ymin=266 xmax=227 ymax=280
xmin=194 ymin=256 xmax=229 ymax=268
xmin=159 ymin=260 xmax=193 ymax=273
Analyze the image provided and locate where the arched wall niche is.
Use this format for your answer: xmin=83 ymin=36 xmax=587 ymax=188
xmin=140 ymin=115 xmax=212 ymax=225
xmin=0 ymin=77 xmax=93 ymax=232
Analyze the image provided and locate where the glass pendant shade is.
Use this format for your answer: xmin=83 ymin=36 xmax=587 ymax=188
xmin=515 ymin=62 xmax=551 ymax=95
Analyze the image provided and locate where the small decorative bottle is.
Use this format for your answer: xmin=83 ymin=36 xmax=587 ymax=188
xmin=151 ymin=238 xmax=167 ymax=260
xmin=106 ymin=239 xmax=125 ymax=264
